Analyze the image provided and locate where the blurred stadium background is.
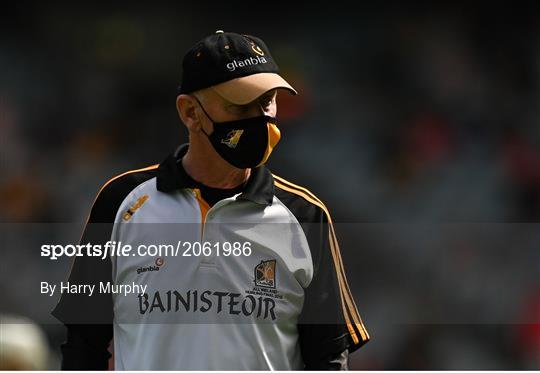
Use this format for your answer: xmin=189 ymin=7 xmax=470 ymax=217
xmin=1 ymin=2 xmax=539 ymax=370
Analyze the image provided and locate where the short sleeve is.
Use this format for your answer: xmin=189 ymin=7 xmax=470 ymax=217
xmin=298 ymin=211 xmax=370 ymax=366
xmin=51 ymin=168 xmax=156 ymax=324
xmin=51 ymin=191 xmax=116 ymax=325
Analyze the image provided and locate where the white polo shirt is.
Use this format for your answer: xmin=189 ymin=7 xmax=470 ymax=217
xmin=52 ymin=144 xmax=370 ymax=370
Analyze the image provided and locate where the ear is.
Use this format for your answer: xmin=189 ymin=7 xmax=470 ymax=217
xmin=176 ymin=94 xmax=202 ymax=132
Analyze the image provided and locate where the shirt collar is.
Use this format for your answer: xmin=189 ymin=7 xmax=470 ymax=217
xmin=156 ymin=144 xmax=274 ymax=206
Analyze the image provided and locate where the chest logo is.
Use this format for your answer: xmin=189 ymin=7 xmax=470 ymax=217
xmin=254 ymin=259 xmax=276 ymax=288
xmin=123 ymin=195 xmax=149 ymax=221
xmin=136 ymin=257 xmax=164 ymax=275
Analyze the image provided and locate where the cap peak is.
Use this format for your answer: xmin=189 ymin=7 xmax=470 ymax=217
xmin=178 ymin=32 xmax=297 ymax=99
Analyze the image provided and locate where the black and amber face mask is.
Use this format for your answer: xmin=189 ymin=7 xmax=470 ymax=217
xmin=194 ymin=98 xmax=281 ymax=169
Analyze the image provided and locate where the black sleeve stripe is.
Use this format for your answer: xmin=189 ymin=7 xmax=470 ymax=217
xmin=273 ymin=175 xmax=370 ymax=345
xmin=328 ymin=223 xmax=371 ymax=342
xmin=73 ymin=164 xmax=159 ymax=265
xmin=86 ymin=164 xmax=159 ymax=219
xmin=82 ymin=164 xmax=159 ymax=227
xmin=68 ymin=164 xmax=160 ymax=271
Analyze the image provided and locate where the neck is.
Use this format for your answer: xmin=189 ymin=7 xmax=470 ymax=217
xmin=182 ymin=134 xmax=251 ymax=189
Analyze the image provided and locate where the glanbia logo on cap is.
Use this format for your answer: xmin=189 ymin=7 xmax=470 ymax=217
xmin=226 ymin=55 xmax=268 ymax=72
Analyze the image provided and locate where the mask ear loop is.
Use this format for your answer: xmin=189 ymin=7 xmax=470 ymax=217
xmin=191 ymin=94 xmax=216 ymax=136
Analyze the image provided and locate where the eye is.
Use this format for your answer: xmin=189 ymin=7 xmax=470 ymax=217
xmin=260 ymin=96 xmax=274 ymax=109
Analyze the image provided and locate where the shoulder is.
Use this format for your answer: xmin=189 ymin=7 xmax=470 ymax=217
xmin=272 ymin=174 xmax=332 ymax=224
xmin=88 ymin=164 xmax=159 ymax=223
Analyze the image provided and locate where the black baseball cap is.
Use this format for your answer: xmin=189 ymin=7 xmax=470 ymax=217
xmin=178 ymin=30 xmax=297 ymax=104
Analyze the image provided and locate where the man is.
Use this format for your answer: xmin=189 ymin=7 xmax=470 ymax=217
xmin=52 ymin=30 xmax=370 ymax=370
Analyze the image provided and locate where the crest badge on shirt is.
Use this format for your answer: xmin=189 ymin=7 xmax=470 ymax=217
xmin=246 ymin=259 xmax=283 ymax=300
xmin=254 ymin=259 xmax=276 ymax=288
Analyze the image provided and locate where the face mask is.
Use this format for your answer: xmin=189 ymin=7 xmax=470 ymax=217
xmin=194 ymin=98 xmax=281 ymax=169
